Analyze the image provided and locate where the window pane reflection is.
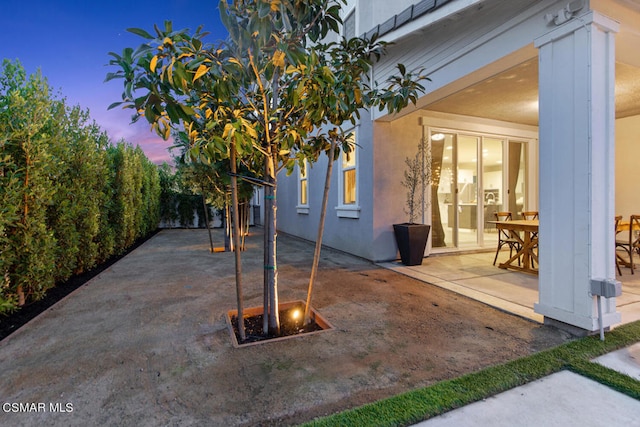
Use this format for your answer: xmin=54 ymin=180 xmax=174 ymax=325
xmin=343 ymin=169 xmax=356 ymax=204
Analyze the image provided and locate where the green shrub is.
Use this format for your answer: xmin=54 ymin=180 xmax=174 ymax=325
xmin=0 ymin=155 xmax=21 ymax=314
xmin=0 ymin=60 xmax=161 ymax=315
xmin=0 ymin=59 xmax=57 ymax=306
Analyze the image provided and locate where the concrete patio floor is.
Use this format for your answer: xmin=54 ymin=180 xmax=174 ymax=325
xmin=380 ymin=249 xmax=640 ymax=327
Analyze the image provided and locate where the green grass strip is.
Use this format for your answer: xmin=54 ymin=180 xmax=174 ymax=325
xmin=301 ymin=320 xmax=640 ymax=427
xmin=569 ymin=360 xmax=640 ymax=400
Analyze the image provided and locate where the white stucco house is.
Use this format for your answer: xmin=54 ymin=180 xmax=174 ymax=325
xmin=275 ymin=0 xmax=640 ymax=335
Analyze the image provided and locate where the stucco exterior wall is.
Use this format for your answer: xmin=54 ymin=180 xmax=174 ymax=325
xmin=275 ymin=166 xmax=316 ymax=241
xmin=371 ymin=112 xmax=426 ymax=261
xmin=276 ymin=113 xmax=376 ymax=261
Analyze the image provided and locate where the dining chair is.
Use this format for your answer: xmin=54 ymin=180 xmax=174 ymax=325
xmin=493 ymin=212 xmax=521 ymax=266
xmin=629 ymin=215 xmax=640 ymax=273
xmin=616 ymin=215 xmax=638 ymax=275
xmin=520 ymin=211 xmax=539 ymax=268
xmin=615 ymin=215 xmax=623 ymax=275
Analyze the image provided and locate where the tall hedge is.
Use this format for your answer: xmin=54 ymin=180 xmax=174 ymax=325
xmin=107 ymin=143 xmax=160 ymax=254
xmin=0 ymin=60 xmax=161 ymax=315
xmin=46 ymin=103 xmax=111 ymax=282
xmin=158 ymin=161 xmax=214 ymax=228
xmin=0 ymin=61 xmax=57 ymax=306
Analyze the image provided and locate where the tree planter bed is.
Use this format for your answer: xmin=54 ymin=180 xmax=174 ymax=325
xmin=226 ymin=300 xmax=334 ymax=348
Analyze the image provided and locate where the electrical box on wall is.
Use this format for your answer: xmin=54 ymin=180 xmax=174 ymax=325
xmin=590 ymin=279 xmax=622 ymax=298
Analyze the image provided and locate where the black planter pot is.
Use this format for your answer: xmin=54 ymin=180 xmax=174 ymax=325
xmin=393 ymin=223 xmax=431 ymax=266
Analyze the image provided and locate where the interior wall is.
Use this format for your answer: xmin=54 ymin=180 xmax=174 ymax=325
xmin=484 ymin=169 xmax=502 ymax=190
xmin=615 ymin=114 xmax=640 ymax=218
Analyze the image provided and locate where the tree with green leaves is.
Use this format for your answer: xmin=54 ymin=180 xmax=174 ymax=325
xmin=294 ymin=37 xmax=428 ymax=326
xmin=173 ymin=128 xmax=256 ymax=250
xmin=107 ymin=0 xmax=427 ymax=340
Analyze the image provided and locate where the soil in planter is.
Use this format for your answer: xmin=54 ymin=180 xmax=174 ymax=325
xmin=230 ymin=304 xmax=323 ymax=345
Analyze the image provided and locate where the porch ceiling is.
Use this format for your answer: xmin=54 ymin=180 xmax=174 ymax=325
xmin=423 ymin=1 xmax=640 ymax=126
xmin=423 ymin=58 xmax=640 ymax=127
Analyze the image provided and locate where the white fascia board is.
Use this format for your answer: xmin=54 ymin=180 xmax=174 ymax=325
xmin=378 ymin=0 xmax=486 ymax=44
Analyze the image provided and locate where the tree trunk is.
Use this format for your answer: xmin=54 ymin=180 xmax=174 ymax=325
xmin=202 ymin=193 xmax=215 ymax=253
xmin=17 ymin=285 xmax=25 ymax=306
xmin=264 ymin=153 xmax=280 ymax=335
xmin=239 ymin=202 xmax=248 ymax=251
xmin=304 ymin=141 xmax=336 ymax=324
xmin=263 ymin=162 xmax=270 ymax=335
xmin=224 ymin=197 xmax=231 ymax=252
xmin=230 ymin=145 xmax=245 ymax=341
xmin=263 ymin=70 xmax=282 ymax=336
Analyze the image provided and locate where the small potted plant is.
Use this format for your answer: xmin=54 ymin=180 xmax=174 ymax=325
xmin=393 ymin=138 xmax=431 ymax=266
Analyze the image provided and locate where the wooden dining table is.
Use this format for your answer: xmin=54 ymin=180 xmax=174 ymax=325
xmin=617 ymin=220 xmax=640 ymax=233
xmin=489 ymin=219 xmax=539 ymax=275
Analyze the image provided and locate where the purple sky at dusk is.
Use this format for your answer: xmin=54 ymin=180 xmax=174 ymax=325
xmin=2 ymin=0 xmax=229 ymax=164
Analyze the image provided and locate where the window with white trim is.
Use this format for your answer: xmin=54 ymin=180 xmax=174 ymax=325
xmin=297 ymin=161 xmax=309 ymax=214
xmin=342 ymin=151 xmax=356 ymax=204
xmin=336 ymin=131 xmax=360 ymax=218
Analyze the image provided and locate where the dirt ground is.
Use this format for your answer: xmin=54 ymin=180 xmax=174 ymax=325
xmin=0 ymin=229 xmax=573 ymax=426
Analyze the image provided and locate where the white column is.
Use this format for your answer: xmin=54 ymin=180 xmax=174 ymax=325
xmin=534 ymin=11 xmax=620 ymax=333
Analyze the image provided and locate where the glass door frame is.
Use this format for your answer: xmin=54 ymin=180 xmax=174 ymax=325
xmin=429 ymin=126 xmax=534 ymax=251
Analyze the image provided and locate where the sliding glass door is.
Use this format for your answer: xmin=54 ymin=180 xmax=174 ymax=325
xmin=431 ymin=130 xmax=526 ymax=250
xmin=456 ymin=134 xmax=480 ymax=248
xmin=482 ymin=137 xmax=505 ymax=244
xmin=431 ymin=132 xmax=482 ymax=249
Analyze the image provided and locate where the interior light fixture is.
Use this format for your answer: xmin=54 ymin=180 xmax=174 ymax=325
xmin=431 ymin=133 xmax=445 ymax=141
